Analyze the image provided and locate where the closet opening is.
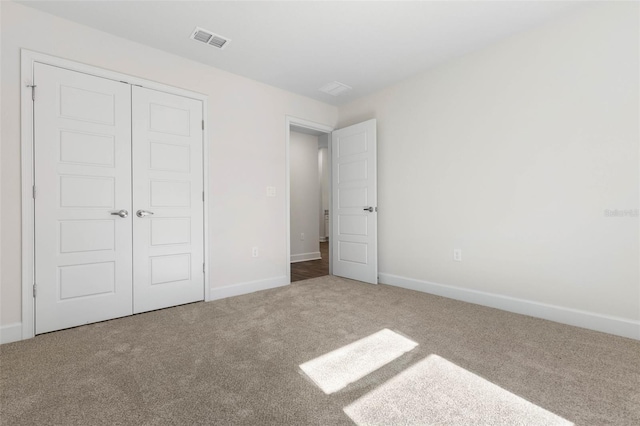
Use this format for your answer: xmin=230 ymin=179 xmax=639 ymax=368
xmin=20 ymin=50 xmax=209 ymax=338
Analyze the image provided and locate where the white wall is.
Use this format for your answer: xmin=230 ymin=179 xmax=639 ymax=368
xmin=290 ymin=131 xmax=321 ymax=262
xmin=0 ymin=2 xmax=338 ymax=330
xmin=339 ymin=2 xmax=639 ymax=337
xmin=2 ymin=1 xmax=638 ymax=341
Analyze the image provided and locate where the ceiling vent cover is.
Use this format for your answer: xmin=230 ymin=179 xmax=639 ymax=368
xmin=190 ymin=27 xmax=231 ymax=50
xmin=319 ymin=81 xmax=352 ymax=96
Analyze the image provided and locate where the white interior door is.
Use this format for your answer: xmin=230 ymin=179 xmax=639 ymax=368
xmin=331 ymin=119 xmax=378 ymax=284
xmin=34 ymin=63 xmax=133 ymax=334
xmin=132 ymin=86 xmax=204 ymax=313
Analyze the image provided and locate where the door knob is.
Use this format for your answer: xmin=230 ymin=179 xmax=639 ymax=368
xmin=363 ymin=207 xmax=374 ymax=212
xmin=136 ymin=210 xmax=154 ymax=218
xmin=110 ymin=209 xmax=128 ymax=218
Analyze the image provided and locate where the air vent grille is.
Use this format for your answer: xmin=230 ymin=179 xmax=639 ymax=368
xmin=190 ymin=27 xmax=231 ymax=50
xmin=193 ymin=30 xmax=212 ymax=43
xmin=319 ymin=81 xmax=352 ymax=96
xmin=208 ymin=36 xmax=228 ymax=49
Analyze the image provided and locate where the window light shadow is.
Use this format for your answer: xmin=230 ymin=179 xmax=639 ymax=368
xmin=344 ymin=354 xmax=573 ymax=426
xmin=299 ymin=328 xmax=418 ymax=394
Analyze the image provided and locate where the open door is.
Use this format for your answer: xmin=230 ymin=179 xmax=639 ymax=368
xmin=331 ymin=119 xmax=377 ymax=284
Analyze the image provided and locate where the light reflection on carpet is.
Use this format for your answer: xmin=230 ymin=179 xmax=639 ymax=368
xmin=344 ymin=354 xmax=573 ymax=426
xmin=299 ymin=329 xmax=418 ymax=394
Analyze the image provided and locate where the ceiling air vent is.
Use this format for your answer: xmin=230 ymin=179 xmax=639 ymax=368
xmin=190 ymin=27 xmax=231 ymax=50
xmin=319 ymin=81 xmax=352 ymax=97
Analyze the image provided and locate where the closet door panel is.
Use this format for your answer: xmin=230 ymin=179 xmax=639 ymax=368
xmin=34 ymin=63 xmax=133 ymax=334
xmin=132 ymin=87 xmax=204 ymax=313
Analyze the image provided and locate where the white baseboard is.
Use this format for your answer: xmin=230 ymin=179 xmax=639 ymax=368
xmin=0 ymin=323 xmax=23 ymax=344
xmin=319 ymin=237 xmax=328 ymax=242
xmin=378 ymin=273 xmax=640 ymax=341
xmin=290 ymin=252 xmax=321 ymax=263
xmin=208 ymin=276 xmax=289 ymax=301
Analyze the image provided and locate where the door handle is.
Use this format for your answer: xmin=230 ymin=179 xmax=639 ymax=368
xmin=110 ymin=209 xmax=129 ymax=218
xmin=136 ymin=210 xmax=154 ymax=218
xmin=363 ymin=207 xmax=374 ymax=212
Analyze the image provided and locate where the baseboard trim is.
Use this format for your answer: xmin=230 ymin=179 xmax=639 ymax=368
xmin=208 ymin=276 xmax=289 ymax=301
xmin=290 ymin=252 xmax=321 ymax=263
xmin=378 ymin=273 xmax=640 ymax=341
xmin=1 ymin=323 xmax=23 ymax=345
xmin=319 ymin=237 xmax=328 ymax=242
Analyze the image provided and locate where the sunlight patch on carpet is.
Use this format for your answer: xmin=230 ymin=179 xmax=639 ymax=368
xmin=300 ymin=329 xmax=418 ymax=394
xmin=344 ymin=354 xmax=573 ymax=426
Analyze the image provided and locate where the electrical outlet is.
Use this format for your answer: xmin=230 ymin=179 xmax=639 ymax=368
xmin=252 ymin=247 xmax=259 ymax=258
xmin=453 ymin=249 xmax=462 ymax=262
xmin=266 ymin=186 xmax=276 ymax=197
xmin=301 ymin=233 xmax=305 ymax=241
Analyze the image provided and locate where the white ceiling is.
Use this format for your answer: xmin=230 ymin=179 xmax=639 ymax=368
xmin=18 ymin=1 xmax=584 ymax=106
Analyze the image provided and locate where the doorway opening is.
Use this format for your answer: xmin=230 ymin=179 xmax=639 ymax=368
xmin=286 ymin=118 xmax=333 ymax=283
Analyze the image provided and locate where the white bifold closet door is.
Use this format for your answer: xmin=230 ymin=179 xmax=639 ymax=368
xmin=131 ymin=86 xmax=204 ymax=314
xmin=34 ymin=64 xmax=204 ymax=334
xmin=34 ymin=64 xmax=134 ymax=334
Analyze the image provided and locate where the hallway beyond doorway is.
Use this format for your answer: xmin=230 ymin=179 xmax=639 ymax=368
xmin=291 ymin=242 xmax=329 ymax=282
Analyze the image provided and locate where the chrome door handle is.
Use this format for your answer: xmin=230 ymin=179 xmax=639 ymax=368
xmin=363 ymin=207 xmax=374 ymax=212
xmin=136 ymin=210 xmax=154 ymax=218
xmin=110 ymin=209 xmax=128 ymax=218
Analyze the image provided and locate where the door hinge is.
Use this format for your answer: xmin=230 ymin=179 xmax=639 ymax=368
xmin=203 ymin=263 xmax=205 ymax=274
xmin=33 ymin=283 xmax=37 ymax=298
xmin=32 ymin=185 xmax=36 ymax=199
xmin=202 ymin=120 xmax=204 ymax=130
xmin=202 ymin=191 xmax=205 ymax=202
xmin=27 ymin=84 xmax=36 ymax=101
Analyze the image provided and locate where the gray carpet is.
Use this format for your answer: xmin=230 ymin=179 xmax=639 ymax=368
xmin=1 ymin=276 xmax=639 ymax=425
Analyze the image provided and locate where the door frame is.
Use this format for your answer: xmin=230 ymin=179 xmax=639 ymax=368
xmin=20 ymin=49 xmax=210 ymax=340
xmin=285 ymin=116 xmax=334 ymax=282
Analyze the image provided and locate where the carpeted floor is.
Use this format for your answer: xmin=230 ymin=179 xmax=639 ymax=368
xmin=1 ymin=276 xmax=639 ymax=425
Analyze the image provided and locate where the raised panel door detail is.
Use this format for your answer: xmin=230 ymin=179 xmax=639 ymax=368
xmin=339 ymin=159 xmax=368 ymax=183
xmin=150 ymin=218 xmax=191 ymax=246
xmin=149 ymin=103 xmax=190 ymax=136
xmin=60 ymin=130 xmax=115 ymax=167
xmin=59 ymin=261 xmax=115 ymax=300
xmin=150 ymin=180 xmax=191 ymax=207
xmin=150 ymin=142 xmax=190 ymax=172
xmin=36 ymin=63 xmax=132 ymax=335
xmin=339 ymin=188 xmax=368 ymax=208
xmin=150 ymin=254 xmax=191 ymax=285
xmin=331 ymin=119 xmax=377 ymax=284
xmin=337 ymin=132 xmax=367 ymax=157
xmin=60 ymin=85 xmax=115 ymax=125
xmin=60 ymin=220 xmax=115 ymax=253
xmin=338 ymin=215 xmax=368 ymax=237
xmin=60 ymin=176 xmax=114 ymax=208
xmin=132 ymin=86 xmax=204 ymax=314
xmin=339 ymin=241 xmax=368 ymax=265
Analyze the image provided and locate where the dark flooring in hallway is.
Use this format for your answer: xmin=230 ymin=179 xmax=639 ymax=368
xmin=291 ymin=241 xmax=329 ymax=282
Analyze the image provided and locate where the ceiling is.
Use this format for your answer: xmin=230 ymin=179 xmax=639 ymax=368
xmin=18 ymin=1 xmax=583 ymax=106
